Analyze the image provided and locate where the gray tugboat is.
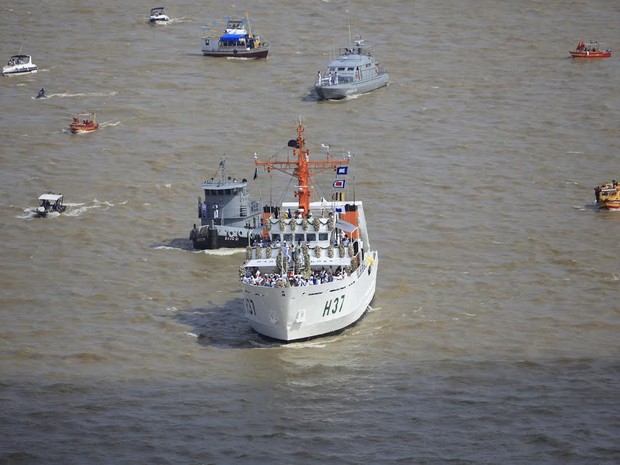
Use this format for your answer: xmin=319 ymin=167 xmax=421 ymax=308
xmin=314 ymin=37 xmax=388 ymax=100
xmin=189 ymin=158 xmax=262 ymax=250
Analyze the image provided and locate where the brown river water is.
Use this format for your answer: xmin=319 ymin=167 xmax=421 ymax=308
xmin=1 ymin=1 xmax=619 ymax=463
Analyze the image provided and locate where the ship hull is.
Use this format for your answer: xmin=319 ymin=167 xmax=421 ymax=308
xmin=570 ymin=50 xmax=611 ymax=58
xmin=2 ymin=66 xmax=38 ymax=76
xmin=191 ymin=226 xmax=252 ymax=250
xmin=315 ymin=74 xmax=389 ymax=100
xmin=242 ymin=251 xmax=378 ymax=341
xmin=201 ymin=47 xmax=269 ymax=59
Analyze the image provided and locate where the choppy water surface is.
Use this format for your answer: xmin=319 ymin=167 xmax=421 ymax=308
xmin=1 ymin=1 xmax=619 ymax=464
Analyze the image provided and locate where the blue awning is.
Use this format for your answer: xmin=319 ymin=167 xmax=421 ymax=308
xmin=220 ymin=33 xmax=246 ymax=41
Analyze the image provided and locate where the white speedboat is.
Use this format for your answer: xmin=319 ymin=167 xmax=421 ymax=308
xmin=314 ymin=37 xmax=388 ymax=100
xmin=2 ymin=55 xmax=38 ymax=76
xmin=240 ymin=119 xmax=378 ymax=341
xmin=148 ymin=7 xmax=170 ymax=24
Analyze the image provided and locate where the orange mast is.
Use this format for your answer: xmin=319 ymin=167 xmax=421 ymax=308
xmin=255 ymin=120 xmax=349 ymax=214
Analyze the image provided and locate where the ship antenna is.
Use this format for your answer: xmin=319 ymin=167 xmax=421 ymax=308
xmin=245 ymin=11 xmax=252 ymax=37
xmin=346 ymin=10 xmax=351 ymax=47
xmin=218 ymin=156 xmax=227 ymax=184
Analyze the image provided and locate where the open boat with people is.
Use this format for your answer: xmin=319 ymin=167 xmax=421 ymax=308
xmin=570 ymin=41 xmax=612 ymax=58
xmin=148 ymin=7 xmax=170 ymax=24
xmin=240 ymin=119 xmax=378 ymax=342
xmin=189 ymin=158 xmax=262 ymax=249
xmin=314 ymin=36 xmax=388 ymax=100
xmin=69 ymin=112 xmax=98 ymax=133
xmin=35 ymin=192 xmax=66 ymax=217
xmin=2 ymin=54 xmax=38 ymax=76
xmin=201 ymin=14 xmax=269 ymax=59
xmin=594 ymin=180 xmax=620 ymax=210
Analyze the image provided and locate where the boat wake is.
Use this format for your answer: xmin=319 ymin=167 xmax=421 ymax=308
xmin=63 ymin=200 xmax=116 ymax=217
xmin=99 ymin=120 xmax=121 ymax=128
xmin=201 ymin=248 xmax=245 ymax=256
xmin=168 ymin=17 xmax=192 ymax=24
xmin=152 ymin=239 xmax=246 ymax=255
xmin=18 ymin=208 xmax=60 ymax=219
xmin=43 ymin=91 xmax=118 ymax=99
xmin=151 ymin=238 xmax=195 ymax=252
xmin=18 ymin=200 xmax=120 ymax=219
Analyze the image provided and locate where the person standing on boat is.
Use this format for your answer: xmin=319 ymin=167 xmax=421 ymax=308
xmin=201 ymin=201 xmax=207 ymax=218
xmin=213 ymin=203 xmax=219 ymax=219
xmin=317 ymin=70 xmax=321 ymax=84
xmin=334 ymin=71 xmax=339 ymax=85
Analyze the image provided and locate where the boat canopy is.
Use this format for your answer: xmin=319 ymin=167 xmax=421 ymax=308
xmin=39 ymin=193 xmax=63 ymax=202
xmin=220 ymin=33 xmax=246 ymax=41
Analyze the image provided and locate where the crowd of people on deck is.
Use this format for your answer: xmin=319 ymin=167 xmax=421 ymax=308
xmin=242 ymin=266 xmax=348 ymax=287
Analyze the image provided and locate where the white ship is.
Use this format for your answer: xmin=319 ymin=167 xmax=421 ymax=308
xmin=240 ymin=119 xmax=378 ymax=341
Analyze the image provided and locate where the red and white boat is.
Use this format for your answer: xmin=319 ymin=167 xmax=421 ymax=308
xmin=594 ymin=180 xmax=620 ymax=210
xmin=570 ymin=41 xmax=611 ymax=58
xmin=70 ymin=112 xmax=99 ymax=133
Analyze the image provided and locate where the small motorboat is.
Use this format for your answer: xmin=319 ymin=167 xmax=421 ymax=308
xmin=70 ymin=112 xmax=99 ymax=133
xmin=148 ymin=7 xmax=170 ymax=24
xmin=35 ymin=192 xmax=66 ymax=217
xmin=570 ymin=41 xmax=612 ymax=58
xmin=594 ymin=180 xmax=620 ymax=210
xmin=2 ymin=54 xmax=38 ymax=76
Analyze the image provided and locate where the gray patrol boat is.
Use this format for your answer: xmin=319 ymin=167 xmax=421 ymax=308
xmin=189 ymin=159 xmax=262 ymax=250
xmin=314 ymin=37 xmax=389 ymax=100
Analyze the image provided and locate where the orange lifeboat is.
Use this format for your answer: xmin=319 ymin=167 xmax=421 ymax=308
xmin=70 ymin=112 xmax=99 ymax=133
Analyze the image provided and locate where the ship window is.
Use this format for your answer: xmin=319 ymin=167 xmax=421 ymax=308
xmin=306 ymin=233 xmax=316 ymax=242
xmin=319 ymin=233 xmax=329 ymax=241
xmin=271 ymin=233 xmax=281 ymax=241
xmin=283 ymin=234 xmax=293 ymax=243
xmin=294 ymin=233 xmax=305 ymax=243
